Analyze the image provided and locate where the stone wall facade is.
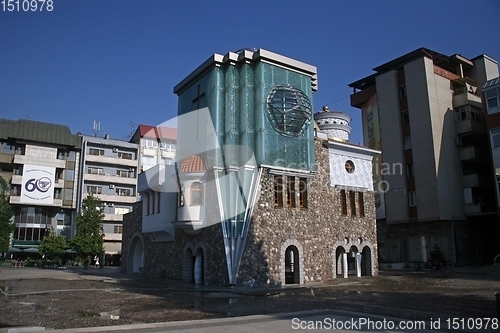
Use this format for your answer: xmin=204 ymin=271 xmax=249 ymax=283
xmin=123 ymin=138 xmax=378 ymax=286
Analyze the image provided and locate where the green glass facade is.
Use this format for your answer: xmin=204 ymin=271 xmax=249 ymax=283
xmin=177 ymin=60 xmax=315 ymax=171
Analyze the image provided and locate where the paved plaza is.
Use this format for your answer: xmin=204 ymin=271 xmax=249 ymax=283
xmin=0 ymin=265 xmax=499 ymax=332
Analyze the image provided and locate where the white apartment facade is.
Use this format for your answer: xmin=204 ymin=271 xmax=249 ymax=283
xmin=78 ymin=134 xmax=139 ymax=264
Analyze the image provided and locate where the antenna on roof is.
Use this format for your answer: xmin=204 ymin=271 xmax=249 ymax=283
xmin=93 ymin=120 xmax=100 ymax=137
xmin=126 ymin=121 xmax=137 ymax=140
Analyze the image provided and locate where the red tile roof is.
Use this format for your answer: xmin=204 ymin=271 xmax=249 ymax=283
xmin=137 ymin=125 xmax=177 ymax=140
xmin=179 ymin=154 xmax=206 ymax=173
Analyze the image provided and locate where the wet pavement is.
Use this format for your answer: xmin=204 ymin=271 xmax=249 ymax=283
xmin=0 ymin=264 xmax=499 ymax=332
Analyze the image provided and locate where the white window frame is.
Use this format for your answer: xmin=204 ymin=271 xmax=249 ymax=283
xmin=485 ymin=87 xmax=500 ymax=114
xmin=490 ymin=128 xmax=500 ymax=149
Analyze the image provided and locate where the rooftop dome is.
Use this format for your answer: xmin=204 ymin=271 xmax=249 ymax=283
xmin=179 ymin=155 xmax=206 ymax=173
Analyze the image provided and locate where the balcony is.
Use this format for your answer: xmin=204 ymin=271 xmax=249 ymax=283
xmin=94 ymin=193 xmax=137 ymax=204
xmin=161 ymin=150 xmax=175 ymax=159
xmin=11 ymin=175 xmax=22 ymax=185
xmin=84 ymin=173 xmax=137 ymax=185
xmin=103 ymin=233 xmax=122 ymax=241
xmin=85 ymin=155 xmax=137 ymax=167
xmin=13 ymin=155 xmax=66 ymax=168
xmin=9 ymin=195 xmax=63 ymax=206
xmin=453 ymin=90 xmax=482 ymax=109
xmin=459 ymin=146 xmax=486 ymax=161
xmin=456 ymin=119 xmax=486 ymax=135
xmin=103 ymin=213 xmax=124 ymax=222
xmin=462 ymin=173 xmax=488 ymax=188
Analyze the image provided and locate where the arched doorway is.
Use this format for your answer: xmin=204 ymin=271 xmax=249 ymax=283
xmin=361 ymin=246 xmax=372 ymax=276
xmin=335 ymin=246 xmax=346 ymax=277
xmin=348 ymin=245 xmax=359 ymax=276
xmin=284 ymin=245 xmax=300 ymax=284
xmin=128 ymin=235 xmax=144 ymax=274
xmin=194 ymin=248 xmax=204 ymax=285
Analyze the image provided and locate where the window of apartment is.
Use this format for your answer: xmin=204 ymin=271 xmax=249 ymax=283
xmin=10 ymin=184 xmax=20 ymax=196
xmin=402 ymin=111 xmax=410 ymax=124
xmin=13 ymin=166 xmax=22 ymax=175
xmin=349 ymin=191 xmax=356 ymax=216
xmin=118 ymin=152 xmax=133 ymax=160
xmin=87 ymin=186 xmax=102 ymax=194
xmin=114 ymin=225 xmax=123 ymax=234
xmin=403 ymin=137 xmax=412 ymax=150
xmin=116 ymin=169 xmax=130 ymax=177
xmin=144 ymin=192 xmax=150 ymax=215
xmin=64 ymin=189 xmax=73 ymax=201
xmin=408 ymin=191 xmax=417 ymax=206
xmin=406 ymin=163 xmax=414 ymax=178
xmin=160 ymin=142 xmax=176 ymax=152
xmin=286 ymin=177 xmax=296 ymax=207
xmin=157 ymin=192 xmax=161 ymax=213
xmin=56 ymin=168 xmax=64 ymax=181
xmin=116 ymin=188 xmax=132 ymax=196
xmin=54 ymin=188 xmax=62 ymax=199
xmin=150 ymin=191 xmax=155 ymax=214
xmin=57 ymin=212 xmax=65 ymax=226
xmin=358 ymin=192 xmax=365 ymax=217
xmin=340 ymin=190 xmax=347 ymax=215
xmin=89 ymin=148 xmax=104 ymax=156
xmin=65 ymin=169 xmax=75 ymax=181
xmin=455 ymin=105 xmax=483 ymax=122
xmin=88 ymin=167 xmax=104 ymax=175
xmin=485 ymin=87 xmax=500 ymax=114
xmin=399 ymin=85 xmax=407 ymax=99
xmin=491 ymin=129 xmax=500 ymax=149
xmin=142 ymin=139 xmax=158 ymax=149
xmin=298 ymin=177 xmax=308 ymax=208
xmin=274 ymin=175 xmax=284 ymax=207
xmin=190 ymin=182 xmax=203 ymax=206
xmin=1 ymin=142 xmax=12 ymax=154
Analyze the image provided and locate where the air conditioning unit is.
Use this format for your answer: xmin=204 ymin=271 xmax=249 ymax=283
xmin=109 ymin=184 xmax=115 ymax=189
xmin=112 ymin=148 xmax=118 ymax=153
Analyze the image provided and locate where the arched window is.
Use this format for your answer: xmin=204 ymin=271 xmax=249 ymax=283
xmin=190 ymin=182 xmax=203 ymax=206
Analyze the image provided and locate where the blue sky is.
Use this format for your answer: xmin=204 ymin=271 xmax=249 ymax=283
xmin=1 ymin=0 xmax=499 ymax=145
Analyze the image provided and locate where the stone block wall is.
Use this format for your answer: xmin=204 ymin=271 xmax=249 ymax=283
xmin=122 ymin=138 xmax=378 ymax=287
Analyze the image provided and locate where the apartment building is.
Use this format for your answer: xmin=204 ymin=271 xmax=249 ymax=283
xmin=349 ymin=48 xmax=499 ymax=265
xmin=129 ymin=125 xmax=177 ymax=172
xmin=0 ymin=118 xmax=81 ymax=251
xmin=78 ymin=134 xmax=139 ymax=265
xmin=483 ymin=77 xmax=500 ymax=215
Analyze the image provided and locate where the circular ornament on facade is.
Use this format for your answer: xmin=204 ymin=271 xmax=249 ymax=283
xmin=266 ymin=84 xmax=312 ymax=137
xmin=345 ymin=160 xmax=355 ymax=173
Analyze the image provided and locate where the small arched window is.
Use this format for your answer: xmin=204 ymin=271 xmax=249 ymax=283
xmin=190 ymin=182 xmax=204 ymax=206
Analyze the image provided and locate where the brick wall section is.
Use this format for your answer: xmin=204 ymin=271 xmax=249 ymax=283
xmin=122 ymin=138 xmax=378 ymax=286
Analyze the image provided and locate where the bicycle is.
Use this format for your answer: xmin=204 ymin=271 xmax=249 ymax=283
xmin=495 ymin=253 xmax=500 ymax=269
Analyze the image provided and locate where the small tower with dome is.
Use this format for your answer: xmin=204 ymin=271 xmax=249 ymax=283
xmin=314 ymin=106 xmax=352 ymax=142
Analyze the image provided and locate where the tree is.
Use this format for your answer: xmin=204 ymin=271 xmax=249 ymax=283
xmin=0 ymin=173 xmax=15 ymax=255
xmin=70 ymin=194 xmax=104 ymax=265
xmin=39 ymin=227 xmax=66 ymax=263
